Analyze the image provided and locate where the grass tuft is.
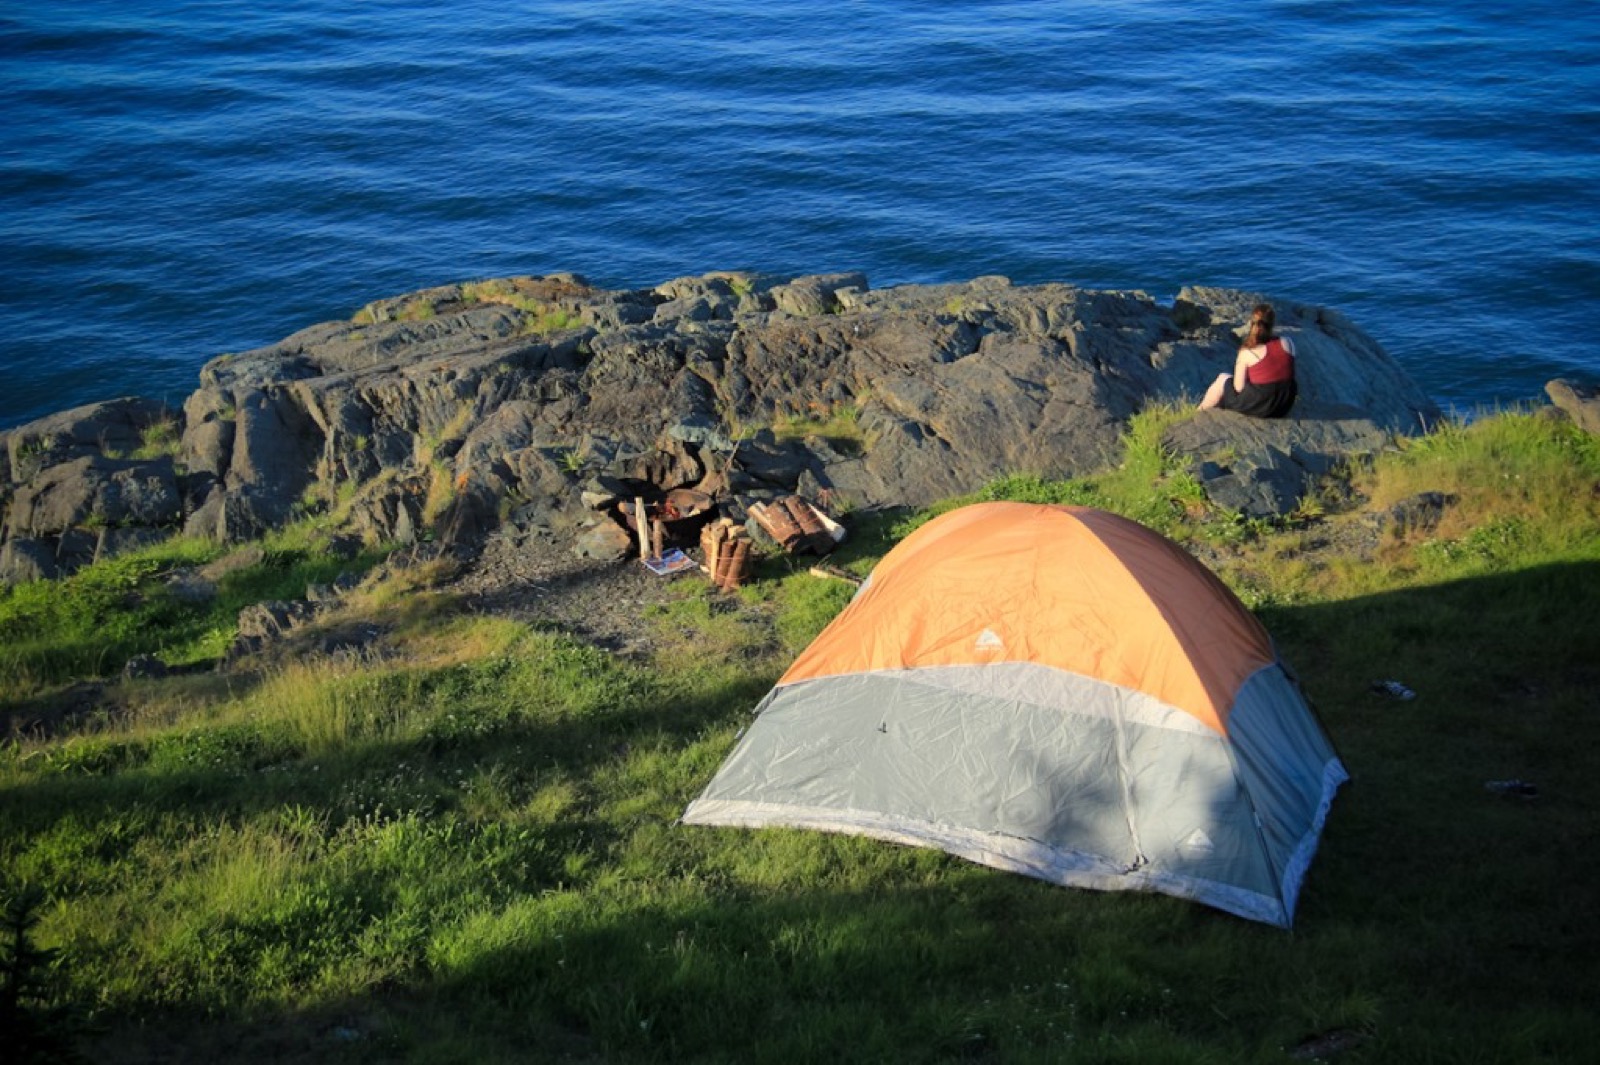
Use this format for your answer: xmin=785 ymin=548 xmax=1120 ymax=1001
xmin=773 ymin=402 xmax=869 ymax=456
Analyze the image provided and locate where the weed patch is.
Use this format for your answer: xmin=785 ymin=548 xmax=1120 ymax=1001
xmin=772 ymin=403 xmax=869 ymax=456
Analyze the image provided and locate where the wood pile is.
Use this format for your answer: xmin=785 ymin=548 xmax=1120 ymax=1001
xmin=700 ymin=518 xmax=754 ymax=591
xmin=748 ymin=495 xmax=838 ymax=555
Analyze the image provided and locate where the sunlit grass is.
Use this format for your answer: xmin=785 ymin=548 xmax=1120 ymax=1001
xmin=772 ymin=402 xmax=869 ymax=455
xmin=1360 ymin=411 xmax=1600 ymax=567
xmin=0 ymin=525 xmax=393 ymax=702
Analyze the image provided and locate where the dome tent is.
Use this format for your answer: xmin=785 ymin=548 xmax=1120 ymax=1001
xmin=682 ymin=502 xmax=1347 ymax=927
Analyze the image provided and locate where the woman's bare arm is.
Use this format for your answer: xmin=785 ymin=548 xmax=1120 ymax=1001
xmin=1233 ymin=346 xmax=1257 ymax=391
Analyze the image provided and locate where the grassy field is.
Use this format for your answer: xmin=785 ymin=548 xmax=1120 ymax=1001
xmin=3 ymin=410 xmax=1599 ymax=1063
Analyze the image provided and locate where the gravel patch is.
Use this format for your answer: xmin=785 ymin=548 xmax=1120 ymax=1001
xmin=443 ymin=525 xmax=704 ymax=657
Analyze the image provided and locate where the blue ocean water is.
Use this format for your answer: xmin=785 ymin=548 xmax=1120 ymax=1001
xmin=3 ymin=0 xmax=1597 ymax=429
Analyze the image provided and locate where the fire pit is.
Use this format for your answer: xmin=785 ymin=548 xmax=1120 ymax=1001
xmin=615 ymin=488 xmax=717 ymax=545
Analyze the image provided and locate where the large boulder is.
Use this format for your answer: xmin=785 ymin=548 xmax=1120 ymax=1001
xmin=1163 ymin=407 xmax=1396 ymax=518
xmin=780 ymin=279 xmax=1438 ymax=509
xmin=5 ymin=397 xmax=175 ymax=482
xmin=1162 ymin=288 xmax=1437 ymax=435
xmin=5 ymin=454 xmax=181 ymax=536
xmin=0 ymin=450 xmax=183 ymax=579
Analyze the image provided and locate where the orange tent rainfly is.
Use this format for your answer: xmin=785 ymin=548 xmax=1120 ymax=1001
xmin=683 ymin=502 xmax=1348 ymax=927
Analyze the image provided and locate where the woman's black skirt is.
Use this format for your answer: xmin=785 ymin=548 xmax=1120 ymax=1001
xmin=1217 ymin=377 xmax=1297 ymax=419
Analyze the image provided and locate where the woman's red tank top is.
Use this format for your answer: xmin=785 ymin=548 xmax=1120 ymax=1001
xmin=1246 ymin=338 xmax=1294 ymax=385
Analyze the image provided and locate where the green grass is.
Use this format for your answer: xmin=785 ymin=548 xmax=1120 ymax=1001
xmin=0 ymin=525 xmax=390 ymax=698
xmin=521 ymin=308 xmax=586 ymax=335
xmin=459 ymin=278 xmax=587 ymax=335
xmin=0 ymin=538 xmax=223 ymax=690
xmin=2 ymin=410 xmax=1598 ymax=1062
xmin=99 ymin=415 xmax=182 ymax=462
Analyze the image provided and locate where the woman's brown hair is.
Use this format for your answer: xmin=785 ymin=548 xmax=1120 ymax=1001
xmin=1246 ymin=303 xmax=1276 ymax=347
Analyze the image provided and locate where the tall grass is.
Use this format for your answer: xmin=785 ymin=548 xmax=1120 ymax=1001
xmin=772 ymin=403 xmax=869 ymax=456
xmin=1362 ymin=412 xmax=1600 ymax=569
xmin=2 ymin=410 xmax=1598 ymax=1062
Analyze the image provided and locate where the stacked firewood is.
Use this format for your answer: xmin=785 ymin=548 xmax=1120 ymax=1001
xmin=748 ymin=495 xmax=837 ymax=555
xmin=700 ymin=518 xmax=754 ymax=591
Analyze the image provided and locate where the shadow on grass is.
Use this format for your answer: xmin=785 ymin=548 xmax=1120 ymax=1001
xmin=74 ymin=872 xmax=1299 ymax=1065
xmin=1263 ymin=560 xmax=1600 ymax=1027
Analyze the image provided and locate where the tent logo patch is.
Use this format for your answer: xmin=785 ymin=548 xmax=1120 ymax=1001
xmin=1180 ymin=829 xmax=1216 ymax=858
xmin=975 ymin=628 xmax=1005 ymax=651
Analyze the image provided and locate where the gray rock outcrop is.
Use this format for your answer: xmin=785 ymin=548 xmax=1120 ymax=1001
xmin=1163 ymin=406 xmax=1396 ymax=519
xmin=1 ymin=271 xmax=1445 ymax=582
xmin=1 ymin=398 xmax=182 ymax=581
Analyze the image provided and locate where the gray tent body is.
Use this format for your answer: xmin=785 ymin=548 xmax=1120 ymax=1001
xmin=684 ymin=648 xmax=1346 ymax=927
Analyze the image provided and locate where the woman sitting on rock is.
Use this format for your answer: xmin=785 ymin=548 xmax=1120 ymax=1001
xmin=1199 ymin=302 xmax=1298 ymax=418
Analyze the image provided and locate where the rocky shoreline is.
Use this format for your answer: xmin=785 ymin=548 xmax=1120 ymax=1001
xmin=2 ymin=270 xmax=1594 ymax=595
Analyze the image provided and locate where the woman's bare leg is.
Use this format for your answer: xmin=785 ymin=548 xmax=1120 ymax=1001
xmin=1199 ymin=373 xmax=1230 ymax=410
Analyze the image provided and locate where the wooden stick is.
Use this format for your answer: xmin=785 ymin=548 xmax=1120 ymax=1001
xmin=634 ymin=497 xmax=649 ymax=560
xmin=808 ymin=564 xmax=862 ymax=586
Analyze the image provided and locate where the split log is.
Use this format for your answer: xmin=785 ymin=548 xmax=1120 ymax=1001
xmin=634 ymin=497 xmax=649 ymax=560
xmin=750 ymin=495 xmax=838 ymax=555
xmin=700 ymin=516 xmax=753 ymax=590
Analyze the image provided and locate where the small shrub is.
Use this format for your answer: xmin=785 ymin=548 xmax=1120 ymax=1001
xmin=1 ymin=885 xmax=87 ymax=1063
